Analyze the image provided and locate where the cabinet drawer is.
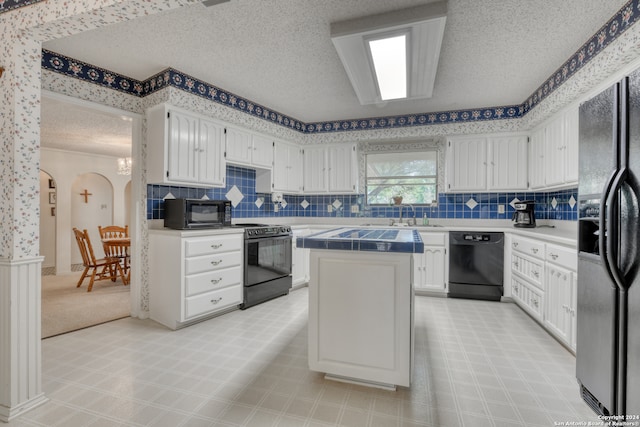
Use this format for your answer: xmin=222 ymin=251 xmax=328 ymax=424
xmin=185 ymin=266 xmax=242 ymax=296
xmin=511 ymin=253 xmax=544 ymax=290
xmin=184 ymin=235 xmax=242 ymax=257
xmin=511 ymin=236 xmax=544 ymax=259
xmin=546 ymin=244 xmax=577 ymax=270
xmin=185 ymin=251 xmax=242 ymax=275
xmin=511 ymin=277 xmax=544 ymax=321
xmin=419 ymin=232 xmax=446 ymax=246
xmin=184 ymin=285 xmax=242 ymax=319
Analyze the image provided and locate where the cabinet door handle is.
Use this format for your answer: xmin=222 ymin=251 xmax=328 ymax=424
xmin=533 ymin=271 xmax=539 ymax=278
xmin=210 ymin=244 xmax=223 ymax=249
xmin=210 ymin=278 xmax=223 ymax=284
xmin=550 ymin=253 xmax=558 ymax=260
xmin=513 ymin=242 xmax=519 ymax=248
xmin=210 ymin=297 xmax=223 ymax=304
xmin=513 ymin=261 xmax=519 ymax=267
xmin=211 ymin=260 xmax=223 ymax=266
xmin=531 ymin=248 xmax=538 ymax=254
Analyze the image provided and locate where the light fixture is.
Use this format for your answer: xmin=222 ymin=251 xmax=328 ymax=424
xmin=330 ymin=2 xmax=447 ymax=105
xmin=117 ymin=157 xmax=132 ymax=175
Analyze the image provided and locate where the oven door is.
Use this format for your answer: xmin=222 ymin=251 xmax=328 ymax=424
xmin=245 ymin=235 xmax=292 ymax=287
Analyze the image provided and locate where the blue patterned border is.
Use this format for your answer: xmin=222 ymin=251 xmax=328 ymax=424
xmin=524 ymin=0 xmax=640 ymax=113
xmin=0 ymin=0 xmax=44 ymax=13
xmin=42 ymin=49 xmax=147 ymax=96
xmin=38 ymin=0 xmax=640 ymax=134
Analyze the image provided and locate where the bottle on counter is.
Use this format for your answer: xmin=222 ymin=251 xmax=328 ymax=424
xmin=423 ymin=213 xmax=429 ymax=226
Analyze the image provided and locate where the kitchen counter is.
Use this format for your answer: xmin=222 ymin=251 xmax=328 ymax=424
xmin=296 ymin=227 xmax=424 ymax=253
xmin=305 ymin=228 xmax=415 ymax=389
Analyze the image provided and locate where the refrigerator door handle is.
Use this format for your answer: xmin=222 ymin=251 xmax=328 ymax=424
xmin=604 ymin=167 xmax=628 ymax=290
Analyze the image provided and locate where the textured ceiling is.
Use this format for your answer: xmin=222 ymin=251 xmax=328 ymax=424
xmin=41 ymin=97 xmax=133 ymax=158
xmin=41 ymin=0 xmax=628 ymax=153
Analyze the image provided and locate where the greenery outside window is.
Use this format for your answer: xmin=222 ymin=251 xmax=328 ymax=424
xmin=366 ymin=151 xmax=437 ymax=205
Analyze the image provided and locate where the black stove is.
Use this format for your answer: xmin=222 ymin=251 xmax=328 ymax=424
xmin=236 ymin=223 xmax=293 ymax=309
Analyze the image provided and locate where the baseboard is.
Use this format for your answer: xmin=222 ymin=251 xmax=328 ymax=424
xmin=0 ymin=394 xmax=48 ymax=423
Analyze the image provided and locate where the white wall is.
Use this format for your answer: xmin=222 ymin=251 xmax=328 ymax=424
xmin=40 ymin=148 xmax=131 ymax=274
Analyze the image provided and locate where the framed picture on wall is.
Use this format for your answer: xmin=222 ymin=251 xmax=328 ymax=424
xmin=49 ymin=192 xmax=56 ymax=204
xmin=48 ymin=179 xmax=55 ymax=189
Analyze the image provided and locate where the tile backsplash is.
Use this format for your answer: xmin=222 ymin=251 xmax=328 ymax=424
xmin=147 ymin=165 xmax=578 ymax=222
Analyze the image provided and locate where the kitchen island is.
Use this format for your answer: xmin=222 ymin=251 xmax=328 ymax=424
xmin=297 ymin=228 xmax=423 ymax=389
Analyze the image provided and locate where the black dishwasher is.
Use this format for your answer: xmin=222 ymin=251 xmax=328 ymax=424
xmin=448 ymin=232 xmax=504 ymax=301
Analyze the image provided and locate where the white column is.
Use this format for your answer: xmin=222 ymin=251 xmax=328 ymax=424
xmin=0 ymin=258 xmax=46 ymax=422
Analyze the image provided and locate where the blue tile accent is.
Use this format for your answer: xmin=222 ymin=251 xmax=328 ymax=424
xmin=296 ymin=228 xmax=424 ymax=253
xmin=149 ymin=170 xmax=578 ymax=222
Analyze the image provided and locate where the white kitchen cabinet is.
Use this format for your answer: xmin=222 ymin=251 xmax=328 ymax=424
xmin=510 ymin=236 xmax=545 ymax=322
xmin=446 ymin=133 xmax=528 ymax=192
xmin=303 ymin=143 xmax=358 ymax=194
xmin=302 ymin=146 xmax=327 ymax=193
xmin=544 ymin=115 xmax=565 ymax=187
xmin=544 ymin=243 xmax=577 ymax=351
xmin=488 ymin=135 xmax=528 ymax=190
xmin=545 ymin=263 xmax=574 ymax=346
xmin=272 ymin=140 xmax=303 ymax=193
xmin=446 ymin=136 xmax=487 ymax=191
xmin=291 ymin=228 xmax=310 ymax=287
xmin=147 ymin=104 xmax=226 ymax=187
xmin=511 ymin=276 xmax=544 ymax=321
xmin=527 ymin=106 xmax=579 ymax=190
xmin=225 ymin=126 xmax=273 ymax=169
xmin=149 ymin=230 xmax=243 ymax=330
xmin=413 ymin=232 xmax=447 ymax=293
xmin=528 ymin=126 xmax=546 ymax=190
xmin=308 ymin=249 xmax=413 ymax=387
xmin=564 ymin=107 xmax=580 ymax=183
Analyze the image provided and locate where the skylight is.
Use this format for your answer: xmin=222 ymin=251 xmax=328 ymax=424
xmin=330 ymin=2 xmax=447 ymax=105
xmin=368 ymin=34 xmax=407 ymax=100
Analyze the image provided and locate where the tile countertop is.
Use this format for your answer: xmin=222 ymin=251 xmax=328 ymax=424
xmin=296 ymin=227 xmax=424 ymax=254
xmin=285 ymin=219 xmax=578 ymax=247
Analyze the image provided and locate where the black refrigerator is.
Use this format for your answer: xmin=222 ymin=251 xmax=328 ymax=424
xmin=576 ymin=69 xmax=640 ymax=417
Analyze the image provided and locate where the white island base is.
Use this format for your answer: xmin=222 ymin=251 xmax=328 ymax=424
xmin=308 ymin=249 xmax=414 ymax=389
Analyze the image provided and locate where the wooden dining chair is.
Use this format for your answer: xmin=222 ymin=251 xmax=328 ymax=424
xmin=98 ymin=225 xmax=130 ymax=278
xmin=73 ymin=228 xmax=127 ymax=292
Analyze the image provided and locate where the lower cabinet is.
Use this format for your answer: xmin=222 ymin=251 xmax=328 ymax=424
xmin=511 ymin=276 xmax=544 ymax=322
xmin=509 ymin=236 xmax=577 ymax=352
xmin=544 ymin=244 xmax=578 ymax=350
xmin=413 ymin=232 xmax=448 ymax=293
xmin=149 ymin=230 xmax=244 ymax=330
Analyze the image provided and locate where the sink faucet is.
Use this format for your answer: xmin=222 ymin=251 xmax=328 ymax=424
xmin=396 ymin=204 xmax=416 ymax=225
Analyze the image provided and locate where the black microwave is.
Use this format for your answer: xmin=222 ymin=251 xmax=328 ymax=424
xmin=164 ymin=199 xmax=232 ymax=229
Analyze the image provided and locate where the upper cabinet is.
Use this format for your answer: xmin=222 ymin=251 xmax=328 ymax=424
xmin=529 ymin=106 xmax=579 ymax=190
xmin=147 ymin=104 xmax=226 ymax=188
xmin=225 ymin=126 xmax=273 ymax=169
xmin=303 ymin=143 xmax=358 ymax=194
xmin=256 ymin=140 xmax=303 ymax=194
xmin=446 ymin=134 xmax=528 ymax=192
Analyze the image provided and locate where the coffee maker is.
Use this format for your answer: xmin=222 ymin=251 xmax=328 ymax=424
xmin=512 ymin=201 xmax=536 ymax=228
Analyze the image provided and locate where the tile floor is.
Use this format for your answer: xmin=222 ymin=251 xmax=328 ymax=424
xmin=8 ymin=288 xmax=599 ymax=426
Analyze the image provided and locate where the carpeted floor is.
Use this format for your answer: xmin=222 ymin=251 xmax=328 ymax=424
xmin=41 ymin=271 xmax=130 ymax=339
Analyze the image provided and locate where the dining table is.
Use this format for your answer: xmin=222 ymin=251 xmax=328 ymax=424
xmin=101 ymin=237 xmax=131 ymax=285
